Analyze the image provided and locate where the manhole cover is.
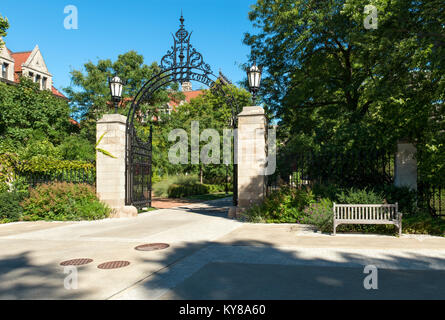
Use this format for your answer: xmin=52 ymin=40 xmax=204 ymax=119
xmin=97 ymin=261 xmax=131 ymax=270
xmin=135 ymin=243 xmax=170 ymax=251
xmin=60 ymin=258 xmax=93 ymax=266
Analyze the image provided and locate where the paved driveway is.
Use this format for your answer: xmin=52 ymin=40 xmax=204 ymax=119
xmin=1 ymin=198 xmax=445 ymax=300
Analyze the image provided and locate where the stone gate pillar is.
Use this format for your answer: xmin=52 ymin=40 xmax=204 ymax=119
xmin=96 ymin=114 xmax=137 ymax=218
xmin=236 ymin=106 xmax=267 ymax=211
xmin=394 ymin=140 xmax=418 ymax=191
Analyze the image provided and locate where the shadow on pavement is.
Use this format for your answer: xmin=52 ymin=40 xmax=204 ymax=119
xmin=116 ymin=238 xmax=445 ymax=300
xmin=0 ymin=251 xmax=91 ymax=300
xmin=169 ymin=197 xmax=233 ymax=218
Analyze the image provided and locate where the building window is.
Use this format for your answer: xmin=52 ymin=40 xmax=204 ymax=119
xmin=29 ymin=72 xmax=34 ymax=79
xmin=35 ymin=74 xmax=41 ymax=88
xmin=42 ymin=77 xmax=47 ymax=90
xmin=2 ymin=63 xmax=8 ymax=79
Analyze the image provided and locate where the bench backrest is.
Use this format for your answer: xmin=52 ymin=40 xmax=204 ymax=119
xmin=333 ymin=203 xmax=398 ymax=221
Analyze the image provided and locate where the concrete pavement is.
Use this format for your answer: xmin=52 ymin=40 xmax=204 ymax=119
xmin=0 ymin=198 xmax=241 ymax=299
xmin=1 ymin=198 xmax=445 ymax=300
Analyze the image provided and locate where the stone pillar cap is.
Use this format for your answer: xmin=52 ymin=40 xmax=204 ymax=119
xmin=98 ymin=114 xmax=127 ymax=124
xmin=238 ymin=106 xmax=265 ymax=117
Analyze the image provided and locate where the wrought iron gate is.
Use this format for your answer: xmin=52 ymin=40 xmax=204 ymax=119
xmin=125 ymin=15 xmax=240 ymax=208
xmin=126 ymin=125 xmax=152 ymax=209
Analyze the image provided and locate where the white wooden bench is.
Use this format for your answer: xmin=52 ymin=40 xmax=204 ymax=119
xmin=333 ymin=203 xmax=402 ymax=236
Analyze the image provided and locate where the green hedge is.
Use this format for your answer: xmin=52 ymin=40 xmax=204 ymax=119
xmin=16 ymin=158 xmax=95 ymax=173
xmin=1 ymin=153 xmax=95 ymax=186
xmin=205 ymin=184 xmax=233 ymax=193
xmin=168 ymin=183 xmax=210 ymax=198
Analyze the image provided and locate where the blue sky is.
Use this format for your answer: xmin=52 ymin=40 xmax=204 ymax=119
xmin=1 ymin=0 xmax=257 ymax=93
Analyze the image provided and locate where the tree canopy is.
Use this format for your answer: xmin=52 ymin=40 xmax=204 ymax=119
xmin=65 ymin=51 xmax=183 ymax=120
xmin=244 ymin=0 xmax=444 ymax=184
xmin=0 ymin=78 xmax=73 ymax=149
xmin=64 ymin=50 xmax=184 ymax=144
xmin=151 ymin=82 xmax=251 ymax=182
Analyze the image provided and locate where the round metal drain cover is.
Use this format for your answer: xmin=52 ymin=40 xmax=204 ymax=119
xmin=60 ymin=258 xmax=93 ymax=266
xmin=135 ymin=243 xmax=170 ymax=251
xmin=97 ymin=261 xmax=130 ymax=270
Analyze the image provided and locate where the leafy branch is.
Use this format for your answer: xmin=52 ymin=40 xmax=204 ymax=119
xmin=96 ymin=132 xmax=117 ymax=159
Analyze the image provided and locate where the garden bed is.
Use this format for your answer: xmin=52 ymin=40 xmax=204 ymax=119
xmin=241 ymin=185 xmax=445 ymax=237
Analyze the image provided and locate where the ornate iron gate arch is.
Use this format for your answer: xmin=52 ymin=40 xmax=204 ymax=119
xmin=126 ymin=15 xmax=240 ymax=208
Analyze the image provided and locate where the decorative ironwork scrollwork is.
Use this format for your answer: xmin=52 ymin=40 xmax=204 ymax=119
xmin=160 ymin=14 xmax=213 ymax=80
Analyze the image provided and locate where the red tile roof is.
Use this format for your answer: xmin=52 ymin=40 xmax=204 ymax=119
xmin=10 ymin=51 xmax=31 ymax=73
xmin=69 ymin=118 xmax=80 ymax=127
xmin=6 ymin=48 xmax=67 ymax=99
xmin=51 ymin=86 xmax=67 ymax=99
xmin=169 ymin=90 xmax=205 ymax=107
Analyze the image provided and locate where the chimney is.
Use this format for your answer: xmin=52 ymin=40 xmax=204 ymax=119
xmin=182 ymin=81 xmax=192 ymax=92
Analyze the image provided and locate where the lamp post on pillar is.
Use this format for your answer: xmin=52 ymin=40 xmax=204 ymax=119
xmin=233 ymin=57 xmax=266 ymax=214
xmin=97 ymin=76 xmax=137 ymax=218
xmin=109 ymin=76 xmax=124 ymax=113
xmin=246 ymin=58 xmax=263 ymax=106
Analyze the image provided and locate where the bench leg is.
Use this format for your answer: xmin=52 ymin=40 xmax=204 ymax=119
xmin=398 ymin=214 xmax=403 ymax=237
xmin=399 ymin=221 xmax=402 ymax=237
xmin=333 ymin=223 xmax=337 ymax=236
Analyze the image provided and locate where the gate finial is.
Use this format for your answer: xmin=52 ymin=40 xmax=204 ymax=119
xmin=180 ymin=11 xmax=184 ymax=26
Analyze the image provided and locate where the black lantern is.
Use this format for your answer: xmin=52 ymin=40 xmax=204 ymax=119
xmin=109 ymin=76 xmax=124 ymax=113
xmin=247 ymin=59 xmax=262 ymax=105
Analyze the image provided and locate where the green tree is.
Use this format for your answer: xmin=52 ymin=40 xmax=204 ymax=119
xmin=0 ymin=78 xmax=72 ymax=150
xmin=64 ymin=51 xmax=180 ymax=142
xmin=154 ymin=82 xmax=251 ymax=182
xmin=244 ymin=0 xmax=444 ymax=183
xmin=0 ymin=14 xmax=9 ymax=48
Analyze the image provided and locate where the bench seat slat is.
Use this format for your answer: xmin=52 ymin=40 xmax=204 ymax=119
xmin=336 ymin=219 xmax=399 ymax=224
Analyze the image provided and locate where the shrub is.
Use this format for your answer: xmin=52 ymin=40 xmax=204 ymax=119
xmin=378 ymin=185 xmax=418 ymax=214
xmin=337 ymin=187 xmax=384 ymax=204
xmin=0 ymin=192 xmax=25 ymax=222
xmin=403 ymin=212 xmax=445 ymax=236
xmin=11 ymin=176 xmax=30 ymax=198
xmin=312 ymin=183 xmax=343 ymax=201
xmin=299 ymin=198 xmax=333 ymax=233
xmin=0 ymin=152 xmax=18 ymax=193
xmin=168 ymin=183 xmax=210 ymax=198
xmin=57 ymin=136 xmax=95 ymax=161
xmin=0 ymin=181 xmax=8 ymax=194
xmin=153 ymin=175 xmax=200 ymax=197
xmin=153 ymin=175 xmax=227 ymax=198
xmin=205 ymin=184 xmax=232 ymax=194
xmin=21 ymin=182 xmax=110 ymax=221
xmin=18 ymin=139 xmax=62 ymax=161
xmin=243 ymin=187 xmax=315 ymax=223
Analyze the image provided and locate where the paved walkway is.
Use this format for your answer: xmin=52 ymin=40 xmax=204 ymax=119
xmin=0 ymin=198 xmax=444 ymax=300
xmin=151 ymin=197 xmax=201 ymax=209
